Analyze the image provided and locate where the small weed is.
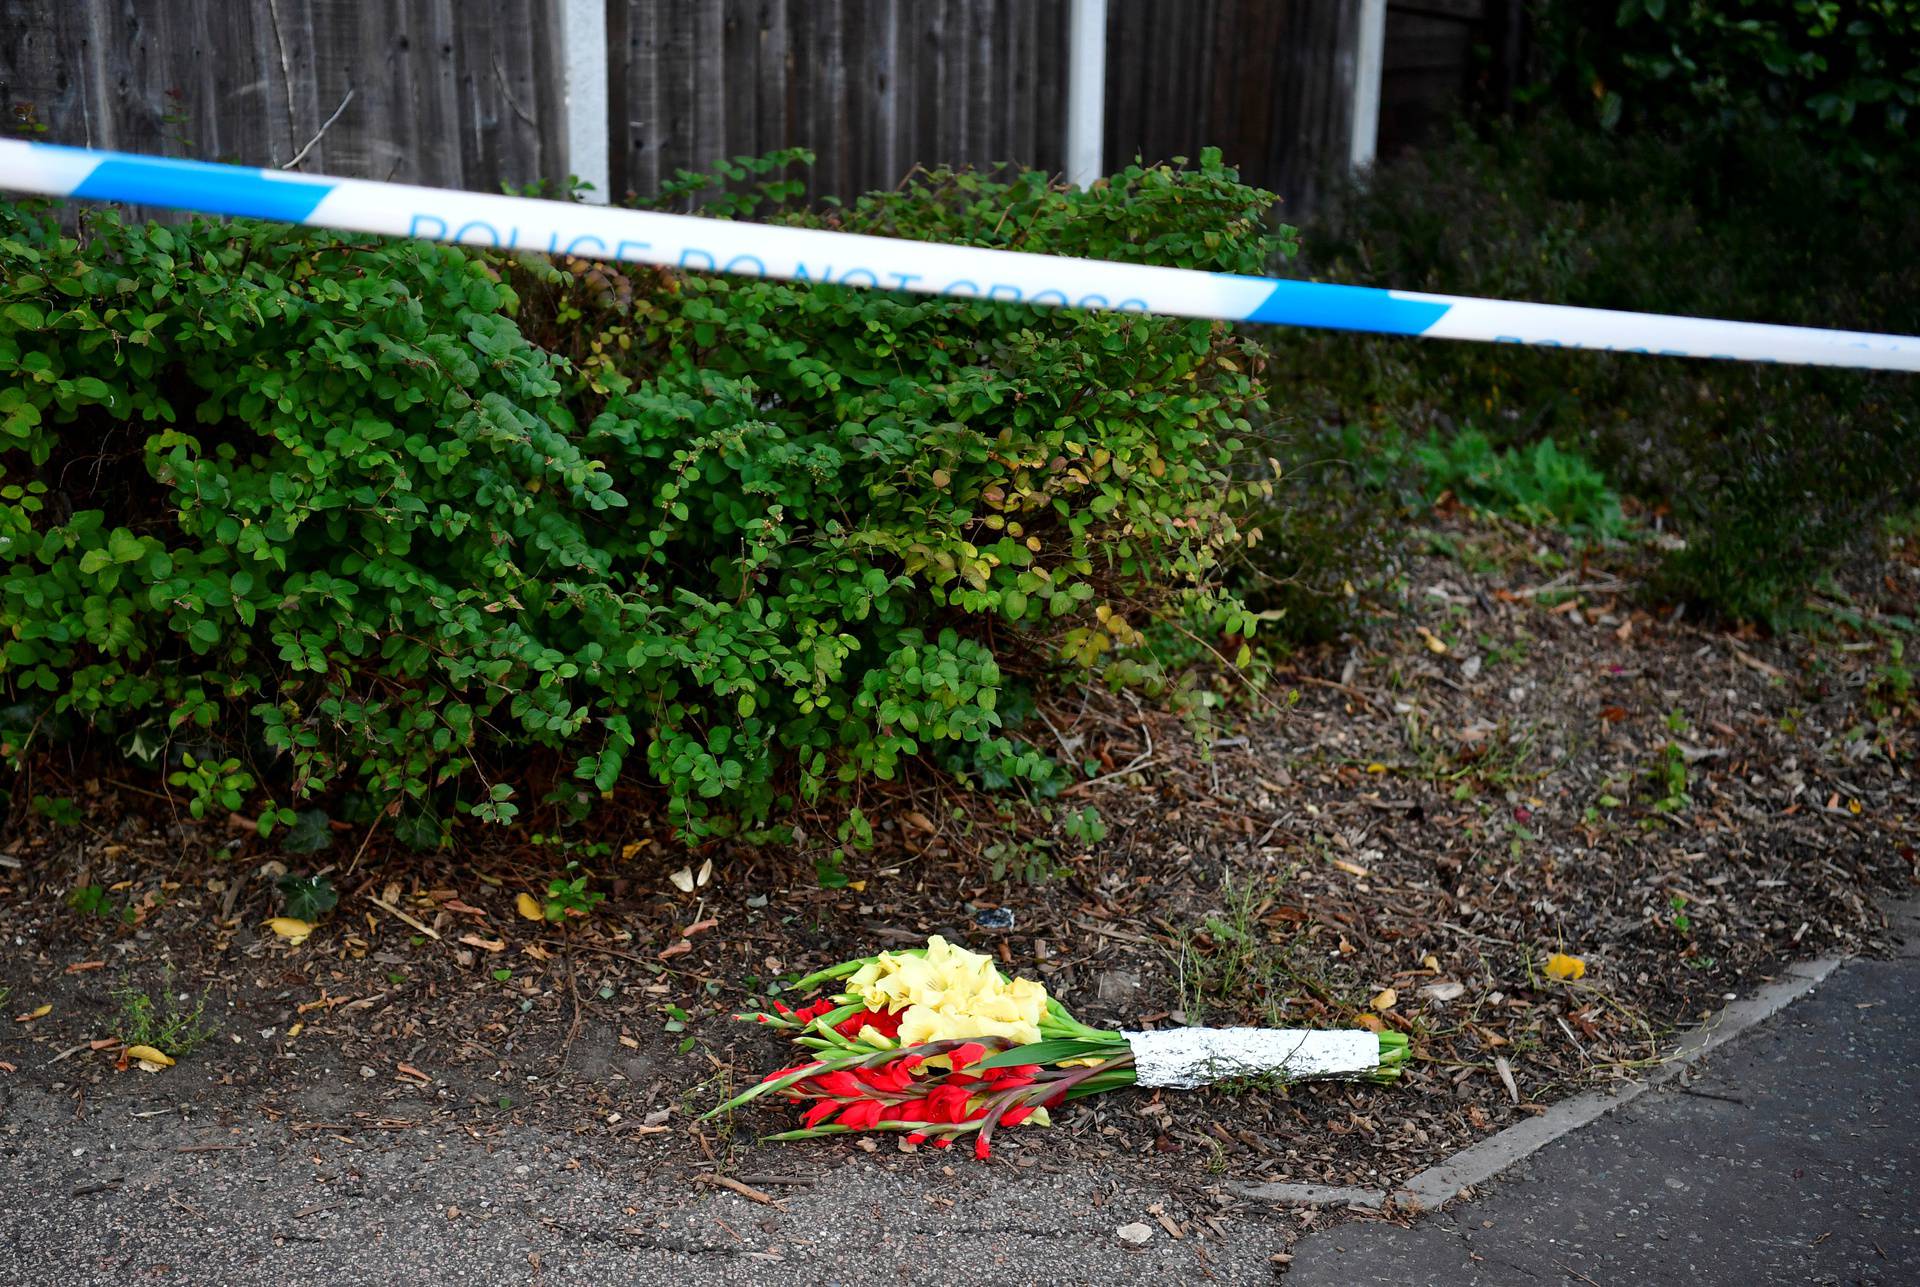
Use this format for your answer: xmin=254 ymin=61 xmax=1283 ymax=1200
xmin=30 ymin=794 xmax=82 ymax=827
xmin=1667 ymin=893 xmax=1693 ymax=936
xmin=542 ymin=861 xmax=605 ymax=921
xmin=1646 ymin=742 xmax=1691 ymax=813
xmin=67 ymin=884 xmax=134 ymax=925
xmin=1060 ymin=805 xmax=1107 ymax=849
xmin=987 ymin=837 xmax=1064 ymax=885
xmin=113 ymin=970 xmax=217 ymax=1057
xmin=1868 ymin=638 xmax=1913 ymax=716
xmin=662 ymin=1004 xmax=696 ymax=1055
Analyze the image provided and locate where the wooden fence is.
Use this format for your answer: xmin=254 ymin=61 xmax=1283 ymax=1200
xmin=0 ymin=0 xmax=1520 ymax=216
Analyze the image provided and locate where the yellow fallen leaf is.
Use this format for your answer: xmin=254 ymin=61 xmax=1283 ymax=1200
xmin=1421 ymin=954 xmax=1441 ymax=972
xmin=286 ymin=1022 xmax=304 ymax=1039
xmin=1545 ymin=952 xmax=1587 ymax=981
xmin=1354 ymin=1013 xmax=1385 ymax=1032
xmin=515 ymin=893 xmax=544 ymax=921
xmin=17 ymin=1003 xmax=52 ymax=1022
xmin=1371 ymin=987 xmax=1398 ymax=1012
xmin=620 ymin=839 xmax=652 ymax=860
xmin=1416 ymin=626 xmax=1448 ymax=654
xmin=847 ymin=880 xmax=868 ymax=893
xmin=124 ymin=1044 xmax=174 ymax=1067
xmin=1365 ymin=762 xmax=1387 ymax=775
xmin=1847 ymin=798 xmax=1863 ymax=815
xmin=265 ymin=917 xmax=313 ymax=945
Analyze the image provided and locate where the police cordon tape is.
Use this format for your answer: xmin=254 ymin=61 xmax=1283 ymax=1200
xmin=5 ymin=139 xmax=1919 ymax=372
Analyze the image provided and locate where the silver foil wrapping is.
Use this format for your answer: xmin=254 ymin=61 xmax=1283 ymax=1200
xmin=1122 ymin=1027 xmax=1380 ymax=1089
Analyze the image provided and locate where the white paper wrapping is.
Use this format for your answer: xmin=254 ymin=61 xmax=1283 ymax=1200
xmin=1123 ymin=1027 xmax=1380 ymax=1089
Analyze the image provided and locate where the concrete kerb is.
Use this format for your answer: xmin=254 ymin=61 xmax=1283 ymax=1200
xmin=1232 ymin=955 xmax=1846 ymax=1213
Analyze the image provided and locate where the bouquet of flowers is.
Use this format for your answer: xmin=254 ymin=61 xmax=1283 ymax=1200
xmin=711 ymin=935 xmax=1407 ymax=1158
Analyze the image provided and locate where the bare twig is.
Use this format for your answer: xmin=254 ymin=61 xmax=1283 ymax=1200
xmin=367 ymin=896 xmax=439 ymax=940
xmin=284 ymin=87 xmax=356 ymax=170
xmin=694 ymin=1173 xmax=782 ymax=1207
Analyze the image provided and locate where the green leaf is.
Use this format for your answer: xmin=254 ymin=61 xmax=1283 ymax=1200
xmin=976 ymin=1038 xmax=1126 ymax=1070
xmin=277 ymin=872 xmax=339 ymax=921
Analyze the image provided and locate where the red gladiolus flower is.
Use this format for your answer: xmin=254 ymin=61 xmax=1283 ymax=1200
xmin=855 ymin=1063 xmax=914 ymax=1094
xmin=888 ymin=1098 xmax=932 ymax=1123
xmin=949 ymin=1042 xmax=987 ymax=1072
xmin=927 ymin=1083 xmax=973 ymax=1123
xmin=975 ymin=1134 xmax=992 ymax=1160
xmin=801 ymin=1100 xmax=838 ymax=1129
xmin=905 ymin=1131 xmax=928 ymax=1145
xmin=808 ymin=1070 xmax=863 ymax=1098
xmin=982 ymin=1063 xmax=1038 ymax=1087
xmin=772 ymin=1001 xmax=793 ymax=1016
xmin=1002 ymin=1106 xmax=1035 ymax=1126
xmin=837 ymin=1099 xmax=884 ymax=1129
xmin=833 ymin=1008 xmax=904 ymax=1039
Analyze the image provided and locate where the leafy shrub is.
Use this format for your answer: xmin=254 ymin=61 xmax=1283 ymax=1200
xmin=1281 ymin=114 xmax=1920 ymax=623
xmin=0 ymin=150 xmax=1283 ymax=839
xmin=1540 ymin=0 xmax=1920 ymax=181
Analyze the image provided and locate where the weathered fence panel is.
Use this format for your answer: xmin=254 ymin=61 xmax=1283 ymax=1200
xmin=1 ymin=1 xmax=1512 ymax=217
xmin=609 ymin=0 xmax=1071 ymax=205
xmin=0 ymin=0 xmax=569 ymax=193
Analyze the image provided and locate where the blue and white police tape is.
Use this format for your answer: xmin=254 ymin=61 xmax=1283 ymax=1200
xmin=4 ymin=140 xmax=1918 ymax=372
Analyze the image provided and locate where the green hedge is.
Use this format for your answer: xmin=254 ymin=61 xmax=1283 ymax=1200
xmin=0 ymin=152 xmax=1284 ymax=840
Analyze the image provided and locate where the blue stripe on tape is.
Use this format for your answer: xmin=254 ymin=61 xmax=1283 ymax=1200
xmin=65 ymin=149 xmax=331 ymax=223
xmin=1245 ymin=279 xmax=1449 ymax=335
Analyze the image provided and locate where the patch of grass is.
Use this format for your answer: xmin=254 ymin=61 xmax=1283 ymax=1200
xmin=1403 ymin=713 xmax=1539 ymax=798
xmin=1172 ymin=877 xmax=1296 ymax=1028
xmin=113 ymin=969 xmax=217 ymax=1057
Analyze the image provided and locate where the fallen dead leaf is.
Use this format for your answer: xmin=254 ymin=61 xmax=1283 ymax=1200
xmin=1494 ymin=1055 xmax=1519 ymax=1104
xmin=264 ymin=917 xmax=313 ymax=945
xmin=1544 ymin=953 xmax=1587 ymax=981
xmin=1370 ymin=987 xmax=1398 ymax=1012
xmin=668 ymin=866 xmax=696 ymax=893
xmin=16 ymin=1004 xmax=51 ymax=1023
xmin=515 ymin=893 xmax=544 ymax=921
xmin=1419 ymin=980 xmax=1466 ymax=1003
xmin=124 ymin=1045 xmax=174 ymax=1069
xmin=459 ymin=934 xmax=507 ymax=953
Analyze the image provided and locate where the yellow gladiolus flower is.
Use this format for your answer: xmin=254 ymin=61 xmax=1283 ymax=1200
xmin=848 ymin=935 xmax=1052 ymax=1054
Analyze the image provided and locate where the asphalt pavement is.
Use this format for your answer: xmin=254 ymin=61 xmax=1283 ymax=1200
xmin=1286 ymin=929 xmax=1919 ymax=1286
